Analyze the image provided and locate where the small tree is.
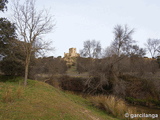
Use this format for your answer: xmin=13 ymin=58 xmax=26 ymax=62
xmin=145 ymin=38 xmax=160 ymax=58
xmin=129 ymin=45 xmax=146 ymax=57
xmin=111 ymin=25 xmax=135 ymax=57
xmin=12 ymin=0 xmax=55 ymax=86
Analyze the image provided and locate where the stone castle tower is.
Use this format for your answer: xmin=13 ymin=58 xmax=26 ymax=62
xmin=64 ymin=48 xmax=80 ymax=66
xmin=64 ymin=48 xmax=79 ymax=57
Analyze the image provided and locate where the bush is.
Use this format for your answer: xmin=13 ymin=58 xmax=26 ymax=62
xmin=0 ymin=75 xmax=22 ymax=82
xmin=59 ymin=75 xmax=86 ymax=92
xmin=126 ymin=97 xmax=160 ymax=108
xmin=29 ymin=57 xmax=67 ymax=79
xmin=89 ymin=95 xmax=139 ymax=119
xmin=0 ymin=58 xmax=24 ymax=76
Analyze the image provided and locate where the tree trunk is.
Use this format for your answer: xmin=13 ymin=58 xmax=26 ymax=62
xmin=24 ymin=53 xmax=31 ymax=86
xmin=24 ymin=62 xmax=29 ymax=86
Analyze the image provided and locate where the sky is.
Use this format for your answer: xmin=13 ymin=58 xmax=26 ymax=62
xmin=2 ymin=0 xmax=160 ymax=57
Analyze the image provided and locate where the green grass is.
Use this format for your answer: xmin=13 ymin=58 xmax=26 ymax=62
xmin=0 ymin=77 xmax=120 ymax=120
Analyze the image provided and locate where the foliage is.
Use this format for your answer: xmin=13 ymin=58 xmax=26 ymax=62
xmin=76 ymin=54 xmax=159 ymax=106
xmin=80 ymin=57 xmax=122 ymax=95
xmin=78 ymin=54 xmax=159 ymax=95
xmin=76 ymin=57 xmax=93 ymax=73
xmin=89 ymin=95 xmax=138 ymax=119
xmin=0 ymin=0 xmax=8 ymax=12
xmin=0 ymin=18 xmax=16 ymax=56
xmin=30 ymin=56 xmax=67 ymax=79
xmin=59 ymin=75 xmax=85 ymax=92
xmin=77 ymin=25 xmax=151 ymax=97
xmin=0 ymin=75 xmax=22 ymax=82
xmin=0 ymin=57 xmax=24 ymax=76
xmin=0 ymin=40 xmax=27 ymax=76
xmin=126 ymin=97 xmax=160 ymax=108
xmin=157 ymin=56 xmax=160 ymax=67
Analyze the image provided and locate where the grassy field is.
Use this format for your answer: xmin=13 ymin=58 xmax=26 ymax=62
xmin=0 ymin=76 xmax=120 ymax=120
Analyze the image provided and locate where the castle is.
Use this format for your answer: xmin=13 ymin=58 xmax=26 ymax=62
xmin=63 ymin=48 xmax=80 ymax=66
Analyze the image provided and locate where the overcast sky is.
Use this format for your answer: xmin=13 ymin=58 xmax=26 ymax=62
xmin=2 ymin=0 xmax=160 ymax=57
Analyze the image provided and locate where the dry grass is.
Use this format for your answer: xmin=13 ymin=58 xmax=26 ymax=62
xmin=16 ymin=86 xmax=24 ymax=99
xmin=2 ymin=86 xmax=14 ymax=103
xmin=89 ymin=95 xmax=128 ymax=117
xmin=88 ymin=95 xmax=153 ymax=120
xmin=1 ymin=85 xmax=24 ymax=103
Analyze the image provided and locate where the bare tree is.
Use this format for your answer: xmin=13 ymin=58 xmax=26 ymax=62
xmin=103 ymin=46 xmax=114 ymax=58
xmin=111 ymin=25 xmax=135 ymax=57
xmin=129 ymin=45 xmax=146 ymax=57
xmin=80 ymin=40 xmax=101 ymax=58
xmin=82 ymin=25 xmax=142 ymax=95
xmin=12 ymin=0 xmax=55 ymax=86
xmin=145 ymin=38 xmax=160 ymax=58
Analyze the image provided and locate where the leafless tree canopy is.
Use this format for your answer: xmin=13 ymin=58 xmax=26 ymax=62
xmin=80 ymin=25 xmax=152 ymax=96
xmin=111 ymin=25 xmax=135 ymax=57
xmin=145 ymin=38 xmax=160 ymax=58
xmin=80 ymin=40 xmax=101 ymax=58
xmin=12 ymin=0 xmax=54 ymax=45
xmin=12 ymin=0 xmax=55 ymax=86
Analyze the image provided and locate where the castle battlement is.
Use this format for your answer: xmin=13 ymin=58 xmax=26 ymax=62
xmin=63 ymin=48 xmax=80 ymax=66
xmin=64 ymin=48 xmax=79 ymax=58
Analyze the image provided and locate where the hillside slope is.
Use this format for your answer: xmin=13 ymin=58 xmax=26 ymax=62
xmin=0 ymin=78 xmax=119 ymax=120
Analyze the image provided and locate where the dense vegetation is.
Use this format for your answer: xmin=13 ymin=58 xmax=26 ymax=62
xmin=0 ymin=0 xmax=160 ymax=119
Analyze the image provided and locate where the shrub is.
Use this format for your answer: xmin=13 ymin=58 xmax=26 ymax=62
xmin=126 ymin=97 xmax=160 ymax=108
xmin=59 ymin=75 xmax=85 ymax=92
xmin=0 ymin=58 xmax=24 ymax=76
xmin=89 ymin=95 xmax=138 ymax=119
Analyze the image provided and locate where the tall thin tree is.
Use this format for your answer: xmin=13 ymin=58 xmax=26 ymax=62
xmin=12 ymin=0 xmax=55 ymax=86
xmin=111 ymin=25 xmax=134 ymax=57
